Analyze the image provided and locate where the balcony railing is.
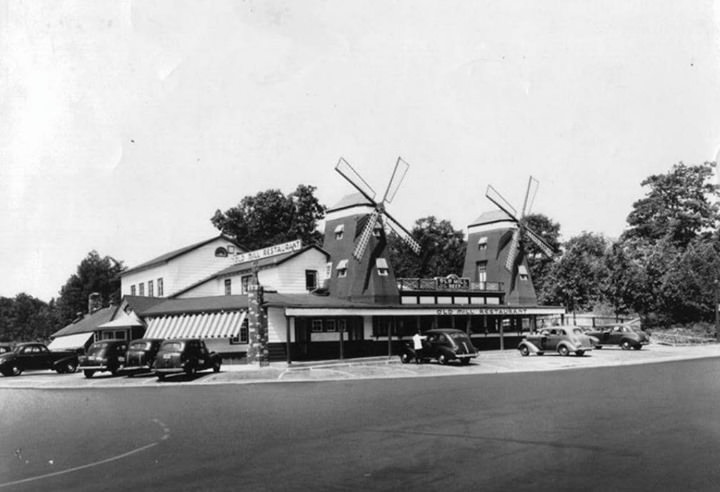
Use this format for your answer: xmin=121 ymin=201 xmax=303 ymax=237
xmin=397 ymin=278 xmax=504 ymax=292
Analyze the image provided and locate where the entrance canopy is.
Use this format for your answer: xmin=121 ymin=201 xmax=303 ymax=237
xmin=97 ymin=311 xmax=145 ymax=331
xmin=144 ymin=311 xmax=246 ymax=339
xmin=48 ymin=332 xmax=93 ymax=351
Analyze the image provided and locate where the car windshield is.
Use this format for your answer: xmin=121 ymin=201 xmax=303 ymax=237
xmin=160 ymin=341 xmax=185 ymax=352
xmin=129 ymin=341 xmax=151 ymax=351
xmin=446 ymin=332 xmax=470 ymax=342
xmin=87 ymin=343 xmax=111 ymax=356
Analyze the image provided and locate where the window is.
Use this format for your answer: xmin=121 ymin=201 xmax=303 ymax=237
xmin=311 ymin=319 xmax=324 ymax=332
xmin=518 ymin=264 xmax=529 ymax=281
xmin=334 ymin=224 xmax=344 ymax=240
xmin=476 ymin=261 xmax=487 ymax=283
xmin=130 ymin=285 xmax=136 ymax=296
xmin=215 ymin=247 xmax=228 ymax=257
xmin=373 ymin=224 xmax=383 ymax=238
xmin=241 ymin=275 xmax=252 ymax=294
xmin=148 ymin=280 xmax=154 ymax=297
xmin=225 ymin=278 xmax=232 ymax=295
xmin=337 ymin=259 xmax=348 ymax=278
xmin=478 ymin=236 xmax=488 ymax=250
xmin=157 ymin=278 xmax=164 ymax=297
xmin=305 ymin=270 xmax=318 ymax=291
xmin=227 ymin=245 xmax=235 ymax=254
xmin=325 ymin=319 xmax=336 ymax=332
xmin=376 ymin=258 xmax=389 ymax=276
xmin=231 ymin=316 xmax=249 ymax=344
xmin=139 ymin=283 xmax=145 ymax=296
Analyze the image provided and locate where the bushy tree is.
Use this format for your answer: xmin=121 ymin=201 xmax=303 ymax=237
xmin=211 ymin=184 xmax=326 ymax=250
xmin=56 ymin=251 xmax=125 ymax=326
xmin=521 ymin=213 xmax=561 ymax=299
xmin=388 ymin=216 xmax=466 ymax=278
xmin=0 ymin=294 xmax=56 ymax=342
xmin=541 ymin=232 xmax=610 ymax=311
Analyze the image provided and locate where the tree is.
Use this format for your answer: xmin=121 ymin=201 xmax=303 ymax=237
xmin=56 ymin=251 xmax=125 ymax=326
xmin=521 ymin=213 xmax=561 ymax=299
xmin=0 ymin=294 xmax=55 ymax=342
xmin=388 ymin=216 xmax=466 ymax=278
xmin=540 ymin=232 xmax=610 ymax=311
xmin=211 ymin=184 xmax=326 ymax=250
xmin=623 ymin=162 xmax=719 ymax=247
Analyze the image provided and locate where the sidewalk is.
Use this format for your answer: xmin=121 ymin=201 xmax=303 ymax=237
xmin=2 ymin=343 xmax=719 ymax=389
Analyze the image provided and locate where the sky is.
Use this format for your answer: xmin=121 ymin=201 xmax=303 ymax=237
xmin=1 ymin=0 xmax=719 ymax=302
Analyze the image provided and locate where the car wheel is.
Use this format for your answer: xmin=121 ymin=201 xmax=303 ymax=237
xmin=558 ymin=345 xmax=570 ymax=356
xmin=400 ymin=352 xmax=412 ymax=364
xmin=595 ymin=345 xmax=603 ymax=349
xmin=157 ymin=373 xmax=165 ymax=381
xmin=83 ymin=370 xmax=95 ymax=378
xmin=537 ymin=352 xmax=544 ymax=356
xmin=213 ymin=361 xmax=221 ymax=373
xmin=575 ymin=350 xmax=585 ymax=357
xmin=460 ymin=358 xmax=470 ymax=365
xmin=632 ymin=344 xmax=642 ymax=350
xmin=437 ymin=353 xmax=448 ymax=365
xmin=519 ymin=345 xmax=530 ymax=357
xmin=621 ymin=340 xmax=632 ymax=350
xmin=10 ymin=365 xmax=22 ymax=377
xmin=65 ymin=361 xmax=77 ymax=373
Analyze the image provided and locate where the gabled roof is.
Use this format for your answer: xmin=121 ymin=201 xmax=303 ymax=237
xmin=169 ymin=245 xmax=330 ymax=298
xmin=468 ymin=210 xmax=515 ymax=228
xmin=51 ymin=306 xmax=117 ymax=338
xmin=122 ymin=234 xmax=244 ymax=276
xmin=327 ymin=193 xmax=374 ymax=213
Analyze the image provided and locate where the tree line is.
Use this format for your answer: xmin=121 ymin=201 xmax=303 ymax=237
xmin=2 ymin=162 xmax=717 ymax=342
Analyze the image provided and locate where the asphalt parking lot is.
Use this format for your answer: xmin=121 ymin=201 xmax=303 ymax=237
xmin=1 ymin=342 xmax=719 ymax=389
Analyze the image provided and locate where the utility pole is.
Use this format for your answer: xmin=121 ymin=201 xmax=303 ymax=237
xmin=247 ymin=262 xmax=269 ymax=367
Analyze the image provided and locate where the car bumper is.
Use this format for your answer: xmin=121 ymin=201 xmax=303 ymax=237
xmin=78 ymin=364 xmax=112 ymax=371
xmin=455 ymin=353 xmax=478 ymax=359
xmin=120 ymin=364 xmax=152 ymax=373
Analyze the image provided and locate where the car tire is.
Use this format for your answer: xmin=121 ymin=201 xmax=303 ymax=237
xmin=185 ymin=366 xmax=197 ymax=376
xmin=575 ymin=350 xmax=585 ymax=357
xmin=632 ymin=345 xmax=642 ymax=350
xmin=460 ymin=358 xmax=470 ymax=365
xmin=10 ymin=365 xmax=22 ymax=377
xmin=519 ymin=345 xmax=530 ymax=357
xmin=84 ymin=370 xmax=95 ymax=378
xmin=595 ymin=345 xmax=603 ymax=349
xmin=437 ymin=353 xmax=448 ymax=365
xmin=66 ymin=361 xmax=77 ymax=373
xmin=400 ymin=352 xmax=412 ymax=364
xmin=621 ymin=340 xmax=632 ymax=350
xmin=558 ymin=345 xmax=570 ymax=356
xmin=213 ymin=361 xmax=221 ymax=373
xmin=157 ymin=373 xmax=165 ymax=381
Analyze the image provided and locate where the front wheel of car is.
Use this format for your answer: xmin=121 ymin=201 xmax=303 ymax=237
xmin=66 ymin=361 xmax=77 ymax=373
xmin=10 ymin=365 xmax=22 ymax=376
xmin=621 ymin=340 xmax=632 ymax=350
xmin=400 ymin=352 xmax=412 ymax=364
xmin=519 ymin=345 xmax=530 ymax=357
xmin=157 ymin=373 xmax=165 ymax=381
xmin=437 ymin=353 xmax=448 ymax=365
xmin=84 ymin=370 xmax=95 ymax=378
xmin=558 ymin=345 xmax=570 ymax=356
xmin=460 ymin=358 xmax=471 ymax=365
xmin=213 ymin=361 xmax=221 ymax=373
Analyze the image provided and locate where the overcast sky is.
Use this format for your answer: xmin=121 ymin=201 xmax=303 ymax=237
xmin=2 ymin=0 xmax=719 ymax=302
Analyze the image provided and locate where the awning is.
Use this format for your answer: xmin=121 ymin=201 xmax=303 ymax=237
xmin=48 ymin=332 xmax=93 ymax=351
xmin=144 ymin=311 xmax=246 ymax=339
xmin=97 ymin=311 xmax=144 ymax=330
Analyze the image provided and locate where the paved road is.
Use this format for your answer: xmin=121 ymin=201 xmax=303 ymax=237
xmin=2 ymin=352 xmax=720 ymax=491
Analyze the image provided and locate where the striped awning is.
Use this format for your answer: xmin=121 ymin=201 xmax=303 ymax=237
xmin=144 ymin=311 xmax=247 ymax=339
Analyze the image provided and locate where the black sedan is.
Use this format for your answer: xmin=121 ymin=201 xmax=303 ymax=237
xmin=399 ymin=328 xmax=478 ymax=365
xmin=586 ymin=324 xmax=650 ymax=350
xmin=154 ymin=339 xmax=222 ymax=381
xmin=78 ymin=340 xmax=128 ymax=378
xmin=121 ymin=338 xmax=164 ymax=376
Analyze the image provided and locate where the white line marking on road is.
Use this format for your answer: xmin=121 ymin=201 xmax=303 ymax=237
xmin=0 ymin=419 xmax=169 ymax=489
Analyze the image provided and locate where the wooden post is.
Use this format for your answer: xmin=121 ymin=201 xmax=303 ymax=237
xmin=286 ymin=316 xmax=292 ymax=365
xmin=247 ymin=263 xmax=269 ymax=367
xmin=339 ymin=325 xmax=344 ymax=360
xmin=499 ymin=319 xmax=505 ymax=351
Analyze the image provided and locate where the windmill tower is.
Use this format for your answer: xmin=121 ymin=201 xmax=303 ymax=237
xmin=462 ymin=176 xmax=555 ymax=305
xmin=323 ymin=157 xmax=421 ymax=304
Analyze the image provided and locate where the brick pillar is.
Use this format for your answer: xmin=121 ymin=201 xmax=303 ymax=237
xmin=246 ymin=268 xmax=269 ymax=367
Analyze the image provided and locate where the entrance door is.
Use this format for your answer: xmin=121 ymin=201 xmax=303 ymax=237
xmin=294 ymin=320 xmax=311 ymax=359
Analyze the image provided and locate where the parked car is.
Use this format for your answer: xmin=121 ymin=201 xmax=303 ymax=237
xmin=154 ymin=339 xmax=222 ymax=380
xmin=121 ymin=338 xmax=164 ymax=376
xmin=0 ymin=344 xmax=12 ymax=354
xmin=585 ymin=325 xmax=650 ymax=350
xmin=0 ymin=342 xmax=79 ymax=376
xmin=518 ymin=327 xmax=597 ymax=357
xmin=78 ymin=340 xmax=129 ymax=378
xmin=399 ymin=328 xmax=478 ymax=365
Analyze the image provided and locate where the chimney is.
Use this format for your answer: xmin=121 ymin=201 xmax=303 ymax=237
xmin=88 ymin=292 xmax=102 ymax=314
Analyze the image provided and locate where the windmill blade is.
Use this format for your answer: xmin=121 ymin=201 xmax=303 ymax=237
xmin=353 ymin=211 xmax=379 ymax=260
xmin=521 ymin=176 xmax=539 ymax=217
xmin=486 ymin=185 xmax=519 ymax=222
xmin=524 ymin=226 xmax=555 ymax=258
xmin=335 ymin=157 xmax=377 ymax=204
xmin=505 ymin=228 xmax=521 ymax=271
xmin=384 ymin=211 xmax=421 ymax=255
xmin=381 ymin=157 xmax=410 ymax=204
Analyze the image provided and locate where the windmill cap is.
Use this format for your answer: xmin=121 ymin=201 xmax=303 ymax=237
xmin=327 ymin=193 xmax=374 ymax=213
xmin=468 ymin=210 xmax=515 ymax=228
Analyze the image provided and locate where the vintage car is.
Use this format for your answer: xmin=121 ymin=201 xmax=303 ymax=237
xmin=120 ymin=338 xmax=164 ymax=376
xmin=518 ymin=327 xmax=597 ymax=357
xmin=78 ymin=339 xmax=129 ymax=378
xmin=399 ymin=328 xmax=478 ymax=365
xmin=154 ymin=338 xmax=222 ymax=380
xmin=0 ymin=342 xmax=79 ymax=376
xmin=586 ymin=324 xmax=650 ymax=350
xmin=0 ymin=344 xmax=12 ymax=354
